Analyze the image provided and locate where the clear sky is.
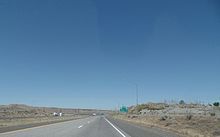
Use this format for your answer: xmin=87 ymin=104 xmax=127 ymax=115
xmin=0 ymin=0 xmax=220 ymax=109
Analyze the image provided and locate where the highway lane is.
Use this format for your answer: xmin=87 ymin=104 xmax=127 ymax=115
xmin=0 ymin=116 xmax=180 ymax=137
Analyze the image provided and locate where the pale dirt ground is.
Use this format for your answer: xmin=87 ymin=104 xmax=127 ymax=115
xmin=0 ymin=104 xmax=98 ymax=128
xmin=0 ymin=115 xmax=86 ymax=128
xmin=113 ymin=114 xmax=220 ymax=137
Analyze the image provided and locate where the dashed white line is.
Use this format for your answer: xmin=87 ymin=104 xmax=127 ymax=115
xmin=104 ymin=117 xmax=126 ymax=137
xmin=78 ymin=125 xmax=83 ymax=128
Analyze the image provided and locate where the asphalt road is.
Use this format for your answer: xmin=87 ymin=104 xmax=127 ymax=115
xmin=0 ymin=116 xmax=180 ymax=137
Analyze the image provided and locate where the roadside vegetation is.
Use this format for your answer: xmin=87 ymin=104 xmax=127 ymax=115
xmin=0 ymin=104 xmax=102 ymax=128
xmin=113 ymin=101 xmax=220 ymax=137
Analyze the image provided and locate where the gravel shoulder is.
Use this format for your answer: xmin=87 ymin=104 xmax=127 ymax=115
xmin=112 ymin=114 xmax=220 ymax=137
xmin=0 ymin=115 xmax=87 ymax=133
xmin=109 ymin=116 xmax=181 ymax=137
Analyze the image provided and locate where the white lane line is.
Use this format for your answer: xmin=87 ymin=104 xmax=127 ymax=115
xmin=104 ymin=118 xmax=126 ymax=137
xmin=78 ymin=125 xmax=83 ymax=128
xmin=87 ymin=121 xmax=90 ymax=124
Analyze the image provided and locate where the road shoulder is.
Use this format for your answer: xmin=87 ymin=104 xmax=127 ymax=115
xmin=109 ymin=116 xmax=183 ymax=137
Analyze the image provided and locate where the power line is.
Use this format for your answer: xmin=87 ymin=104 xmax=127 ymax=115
xmin=136 ymin=84 xmax=139 ymax=106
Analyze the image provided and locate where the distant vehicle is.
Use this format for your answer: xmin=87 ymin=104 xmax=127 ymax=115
xmin=53 ymin=112 xmax=63 ymax=117
xmin=53 ymin=112 xmax=59 ymax=116
xmin=92 ymin=113 xmax=96 ymax=116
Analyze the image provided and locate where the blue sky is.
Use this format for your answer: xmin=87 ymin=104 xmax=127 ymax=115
xmin=0 ymin=0 xmax=220 ymax=109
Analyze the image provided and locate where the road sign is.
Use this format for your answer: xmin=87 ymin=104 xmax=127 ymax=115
xmin=120 ymin=106 xmax=128 ymax=113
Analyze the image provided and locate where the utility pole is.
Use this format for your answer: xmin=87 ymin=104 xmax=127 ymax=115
xmin=136 ymin=84 xmax=139 ymax=106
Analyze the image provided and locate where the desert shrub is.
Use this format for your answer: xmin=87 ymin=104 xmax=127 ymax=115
xmin=160 ymin=115 xmax=168 ymax=121
xmin=128 ymin=109 xmax=135 ymax=114
xmin=186 ymin=114 xmax=193 ymax=120
xmin=213 ymin=131 xmax=220 ymax=136
xmin=136 ymin=104 xmax=148 ymax=112
xmin=213 ymin=102 xmax=219 ymax=107
xmin=210 ymin=112 xmax=215 ymax=116
xmin=165 ymin=122 xmax=172 ymax=126
xmin=131 ymin=115 xmax=138 ymax=119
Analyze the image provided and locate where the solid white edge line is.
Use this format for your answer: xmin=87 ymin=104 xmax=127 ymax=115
xmin=104 ymin=117 xmax=126 ymax=137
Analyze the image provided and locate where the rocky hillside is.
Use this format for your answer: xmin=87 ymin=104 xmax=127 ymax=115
xmin=0 ymin=104 xmax=106 ymax=119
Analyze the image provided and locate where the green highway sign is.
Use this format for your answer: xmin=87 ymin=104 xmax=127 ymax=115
xmin=120 ymin=106 xmax=128 ymax=113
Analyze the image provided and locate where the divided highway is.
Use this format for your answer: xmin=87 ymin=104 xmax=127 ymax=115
xmin=0 ymin=116 xmax=179 ymax=137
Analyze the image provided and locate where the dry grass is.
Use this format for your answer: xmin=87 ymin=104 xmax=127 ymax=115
xmin=0 ymin=104 xmax=96 ymax=128
xmin=113 ymin=114 xmax=220 ymax=137
xmin=0 ymin=115 xmax=85 ymax=127
xmin=129 ymin=103 xmax=167 ymax=113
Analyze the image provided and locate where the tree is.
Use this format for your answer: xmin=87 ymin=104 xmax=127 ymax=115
xmin=179 ymin=100 xmax=185 ymax=105
xmin=213 ymin=102 xmax=219 ymax=107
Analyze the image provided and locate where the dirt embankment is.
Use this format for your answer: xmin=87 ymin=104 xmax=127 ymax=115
xmin=113 ymin=114 xmax=220 ymax=137
xmin=119 ymin=103 xmax=220 ymax=137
